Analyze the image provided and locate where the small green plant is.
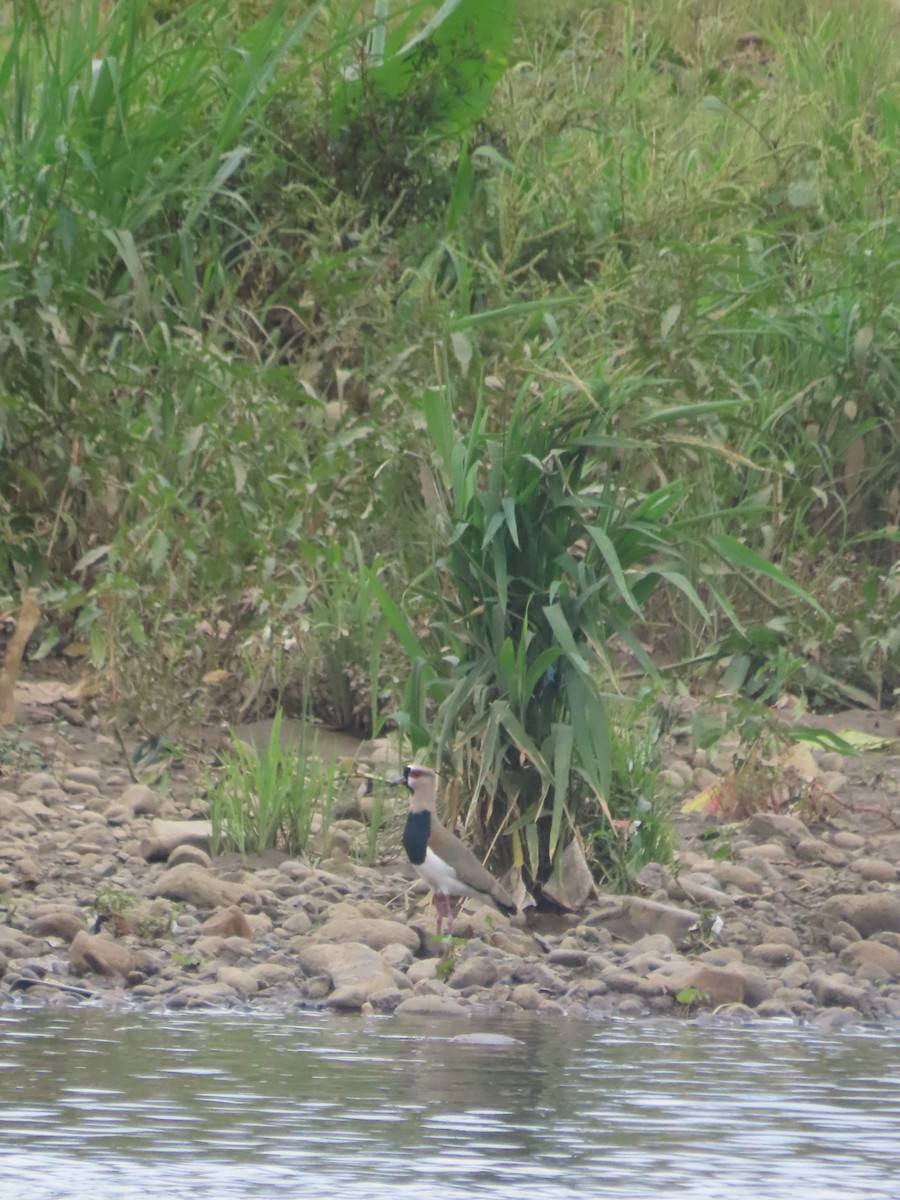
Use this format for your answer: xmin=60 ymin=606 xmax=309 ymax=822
xmin=93 ymin=884 xmax=138 ymax=922
xmin=676 ymin=986 xmax=709 ymax=1011
xmin=207 ymin=707 xmax=338 ymax=856
xmin=591 ymin=696 xmax=676 ymax=892
xmin=434 ymin=934 xmax=467 ymax=981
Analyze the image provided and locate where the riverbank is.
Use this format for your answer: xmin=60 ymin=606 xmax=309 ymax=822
xmin=1 ymin=685 xmax=899 ymax=1029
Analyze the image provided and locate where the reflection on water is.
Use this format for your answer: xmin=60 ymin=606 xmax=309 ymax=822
xmin=1 ymin=1008 xmax=899 ymax=1199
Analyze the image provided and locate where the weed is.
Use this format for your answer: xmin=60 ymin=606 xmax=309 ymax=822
xmin=434 ymin=934 xmax=467 ymax=981
xmin=207 ymin=707 xmax=338 ymax=856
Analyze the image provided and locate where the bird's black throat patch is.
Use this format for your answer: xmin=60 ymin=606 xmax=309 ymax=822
xmin=402 ymin=809 xmax=431 ymax=866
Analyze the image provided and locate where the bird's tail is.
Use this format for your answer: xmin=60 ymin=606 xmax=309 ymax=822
xmin=490 ymin=883 xmax=517 ymax=917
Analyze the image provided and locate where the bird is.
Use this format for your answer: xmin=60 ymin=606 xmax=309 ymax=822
xmin=391 ymin=764 xmax=517 ymax=936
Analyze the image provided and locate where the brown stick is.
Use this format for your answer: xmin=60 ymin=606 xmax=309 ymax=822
xmin=0 ymin=590 xmax=40 ymax=725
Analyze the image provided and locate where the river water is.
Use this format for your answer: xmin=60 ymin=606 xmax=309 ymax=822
xmin=1 ymin=1007 xmax=898 ymax=1199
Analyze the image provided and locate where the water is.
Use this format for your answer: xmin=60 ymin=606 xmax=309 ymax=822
xmin=1 ymin=1007 xmax=899 ymax=1199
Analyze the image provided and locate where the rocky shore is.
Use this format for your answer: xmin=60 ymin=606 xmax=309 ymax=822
xmin=2 ymin=699 xmax=900 ymax=1030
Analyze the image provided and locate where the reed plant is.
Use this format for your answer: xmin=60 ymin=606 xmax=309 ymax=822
xmin=208 ymin=709 xmax=337 ymax=857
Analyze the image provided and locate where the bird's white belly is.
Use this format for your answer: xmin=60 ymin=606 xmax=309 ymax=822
xmin=416 ymin=848 xmax=471 ymax=897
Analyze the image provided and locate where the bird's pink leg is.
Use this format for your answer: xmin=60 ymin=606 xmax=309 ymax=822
xmin=446 ymin=896 xmax=459 ymax=937
xmin=433 ymin=894 xmax=444 ymax=937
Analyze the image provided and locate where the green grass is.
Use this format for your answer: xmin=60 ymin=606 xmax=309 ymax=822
xmin=208 ymin=708 xmax=338 ymax=856
xmin=1 ymin=0 xmax=898 ymax=874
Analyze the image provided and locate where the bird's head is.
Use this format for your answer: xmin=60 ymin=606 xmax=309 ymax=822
xmin=390 ymin=763 xmax=438 ymax=810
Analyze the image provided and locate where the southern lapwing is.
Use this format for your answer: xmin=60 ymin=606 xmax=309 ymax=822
xmin=392 ymin=764 xmax=517 ymax=935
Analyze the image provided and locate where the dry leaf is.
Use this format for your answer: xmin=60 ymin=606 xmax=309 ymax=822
xmin=202 ymin=669 xmax=232 ymax=685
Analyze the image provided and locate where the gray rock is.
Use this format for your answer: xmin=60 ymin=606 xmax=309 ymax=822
xmin=795 ymin=838 xmax=848 ymax=867
xmin=393 ymin=993 xmax=468 ymax=1016
xmin=447 ymin=955 xmax=500 ymax=990
xmin=746 ymin=812 xmax=811 ymax=846
xmin=311 ymin=916 xmax=419 ymax=953
xmin=450 ymin=1032 xmax=523 ymax=1046
xmin=625 ymin=897 xmax=701 ymax=941
xmin=70 ymin=931 xmax=132 ymax=977
xmin=851 ymin=858 xmax=898 ymax=883
xmin=150 ymin=863 xmax=258 ymax=909
xmin=141 ymin=819 xmax=213 ymax=862
xmin=823 ymin=893 xmax=900 ymax=938
xmin=216 ymin=965 xmax=261 ymax=998
xmin=26 ymin=907 xmax=88 ymax=943
xmin=645 ymin=963 xmax=746 ymax=1008
xmin=710 ymin=862 xmax=766 ymax=893
xmin=840 ymin=940 xmax=900 ymax=981
xmin=201 ymin=906 xmax=253 ymax=940
xmin=168 ymin=844 xmax=213 ymax=868
xmin=749 ymin=942 xmax=801 ymax=965
xmin=297 ymin=941 xmax=397 ymax=999
xmin=809 ymin=972 xmax=871 ymax=1012
xmin=121 ymin=784 xmax=162 ymax=816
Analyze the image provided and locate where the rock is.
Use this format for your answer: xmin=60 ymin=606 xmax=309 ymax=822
xmin=823 ymin=893 xmax=900 ymax=938
xmin=795 ymin=838 xmax=848 ymax=867
xmin=622 ymin=897 xmax=700 ymax=941
xmin=615 ymin=995 xmax=648 ymax=1017
xmin=646 ymin=963 xmax=746 ymax=1008
xmin=297 ymin=942 xmax=397 ymax=999
xmin=746 ymin=812 xmax=811 ymax=846
xmin=121 ymin=784 xmax=162 ymax=816
xmin=216 ymin=966 xmax=261 ymax=998
xmin=168 ymin=982 xmax=241 ymax=1009
xmin=508 ymin=960 xmax=568 ymax=994
xmin=201 ymin=906 xmax=253 ymax=940
xmin=451 ymin=1032 xmax=524 ymax=1047
xmin=809 ymin=972 xmax=871 ymax=1012
xmin=150 ymin=864 xmax=258 ymax=909
xmin=833 ymin=830 xmax=867 ymax=850
xmin=141 ymin=819 xmax=213 ymax=862
xmin=70 ymin=931 xmax=132 ymax=977
xmin=710 ymin=863 xmax=766 ymax=893
xmin=19 ymin=773 xmax=59 ymax=795
xmin=311 ymin=916 xmax=419 ymax=953
xmin=727 ymin=963 xmax=773 ymax=1007
xmin=511 ymin=983 xmax=544 ymax=1010
xmin=168 ymin=845 xmax=213 ymax=869
xmin=840 ymin=940 xmax=900 ymax=981
xmin=541 ymin=836 xmax=597 ymax=909
xmin=632 ymin=862 xmax=672 ymax=892
xmin=27 ymin=907 xmax=88 ymax=943
xmin=851 ymin=858 xmax=898 ymax=883
xmin=749 ymin=942 xmax=801 ymax=966
xmin=668 ymin=874 xmax=733 ymax=908
xmin=447 ymin=955 xmax=500 ymax=990
xmin=407 ymin=959 xmax=439 ymax=984
xmin=813 ymin=1006 xmax=862 ymax=1032
xmin=280 ymin=911 xmax=312 ymax=936
xmin=66 ymin=766 xmax=104 ymax=788
xmin=394 ymin=993 xmax=468 ymax=1017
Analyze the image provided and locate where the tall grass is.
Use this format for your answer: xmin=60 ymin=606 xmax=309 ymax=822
xmin=1 ymin=0 xmax=897 ymax=740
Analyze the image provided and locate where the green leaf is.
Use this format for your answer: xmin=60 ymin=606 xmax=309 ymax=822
xmin=707 ymin=534 xmax=828 ymax=616
xmin=501 ymin=495 xmax=520 ymax=549
xmin=585 ymin=524 xmax=641 ymax=614
xmin=543 ymin=604 xmax=589 ymax=674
